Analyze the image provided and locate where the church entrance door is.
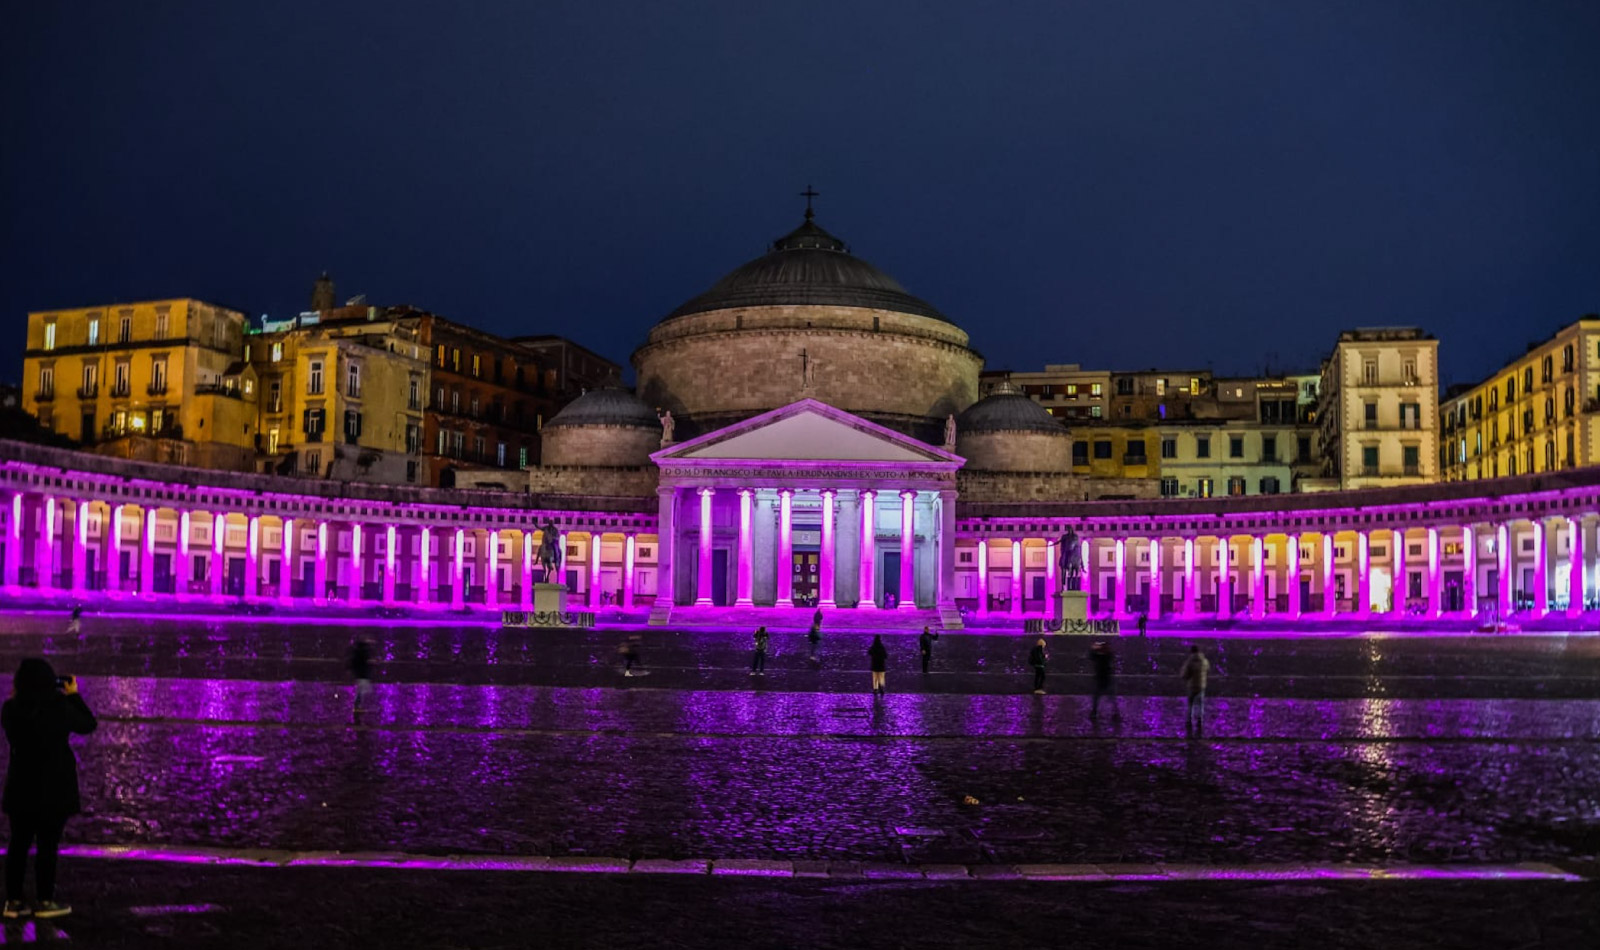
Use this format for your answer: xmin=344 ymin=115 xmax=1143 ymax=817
xmin=711 ymin=549 xmax=729 ymax=606
xmin=882 ymin=552 xmax=901 ymax=608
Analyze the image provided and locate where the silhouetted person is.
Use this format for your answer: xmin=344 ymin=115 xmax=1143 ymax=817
xmin=1137 ymin=613 xmax=1148 ymax=637
xmin=807 ymin=623 xmax=822 ymax=664
xmin=1088 ymin=640 xmax=1120 ymax=721
xmin=4 ymin=659 xmax=96 ymax=919
xmin=751 ymin=626 xmax=770 ymax=676
xmin=348 ymin=639 xmax=374 ymax=715
xmin=621 ymin=635 xmax=643 ymax=676
xmin=1028 ymin=638 xmax=1049 ymax=694
xmin=64 ymin=608 xmax=81 ymax=637
xmin=918 ymin=626 xmax=939 ymax=674
xmin=868 ymin=635 xmax=888 ymax=696
xmin=812 ymin=607 xmax=823 ymax=631
xmin=1180 ymin=645 xmax=1210 ymax=735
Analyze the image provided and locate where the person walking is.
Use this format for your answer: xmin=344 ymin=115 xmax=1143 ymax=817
xmin=348 ymin=638 xmax=374 ymax=716
xmin=751 ymin=626 xmax=771 ymax=676
xmin=807 ymin=622 xmax=822 ymax=665
xmin=621 ymin=635 xmax=644 ymax=676
xmin=867 ymin=635 xmax=888 ymax=696
xmin=1028 ymin=638 xmax=1049 ymax=694
xmin=812 ymin=607 xmax=823 ymax=633
xmin=64 ymin=608 xmax=82 ymax=637
xmin=918 ymin=626 xmax=939 ymax=675
xmin=1088 ymin=640 xmax=1120 ymax=721
xmin=1137 ymin=612 xmax=1148 ymax=638
xmin=4 ymin=659 xmax=97 ymax=919
xmin=1180 ymin=645 xmax=1210 ymax=735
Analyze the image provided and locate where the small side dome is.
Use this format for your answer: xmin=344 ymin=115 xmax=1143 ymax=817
xmin=956 ymin=382 xmax=1064 ymax=434
xmin=545 ymin=387 xmax=661 ymax=429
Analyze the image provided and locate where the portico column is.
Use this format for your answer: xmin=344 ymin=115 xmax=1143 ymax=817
xmin=1182 ymin=538 xmax=1197 ymax=618
xmin=486 ymin=529 xmax=500 ymax=610
xmin=1286 ymin=534 xmax=1301 ymax=617
xmin=937 ymin=490 xmax=957 ymax=609
xmin=383 ymin=524 xmax=397 ymax=605
xmin=735 ymin=489 xmax=754 ymax=606
xmin=348 ymin=523 xmax=363 ymax=604
xmin=695 ymin=488 xmax=715 ymax=606
xmin=1356 ymin=531 xmax=1371 ymax=615
xmin=623 ymin=534 xmax=636 ymax=609
xmin=1568 ymin=517 xmax=1585 ymax=618
xmin=451 ymin=527 xmax=465 ymax=610
xmin=210 ymin=512 xmax=225 ymax=599
xmin=1495 ymin=523 xmax=1512 ymax=619
xmin=1461 ymin=525 xmax=1477 ymax=618
xmin=776 ymin=490 xmax=794 ymax=607
xmin=245 ymin=515 xmax=260 ymax=600
xmin=1391 ymin=529 xmax=1406 ymax=618
xmin=1215 ymin=536 xmax=1231 ymax=619
xmin=71 ymin=501 xmax=89 ymax=596
xmin=3 ymin=494 xmax=20 ymax=589
xmin=1113 ymin=538 xmax=1127 ymax=619
xmin=1009 ymin=539 xmax=1022 ymax=616
xmin=858 ymin=490 xmax=876 ymax=609
xmin=417 ymin=526 xmax=431 ymax=607
xmin=1532 ymin=519 xmax=1549 ymax=618
xmin=1147 ymin=537 xmax=1162 ymax=620
xmin=313 ymin=522 xmax=329 ymax=605
xmin=139 ymin=508 xmax=156 ymax=597
xmin=106 ymin=505 xmax=125 ymax=595
xmin=899 ymin=491 xmax=916 ymax=610
xmin=520 ymin=530 xmax=534 ymax=610
xmin=588 ymin=531 xmax=601 ymax=609
xmin=1045 ymin=538 xmax=1057 ymax=604
xmin=37 ymin=495 xmax=57 ymax=590
xmin=1426 ymin=527 xmax=1441 ymax=619
xmin=656 ymin=488 xmax=676 ymax=607
xmin=1249 ymin=536 xmax=1265 ymax=620
xmin=280 ymin=518 xmax=295 ymax=605
xmin=819 ymin=490 xmax=836 ymax=608
xmin=977 ymin=539 xmax=989 ymax=617
xmin=1322 ymin=534 xmax=1336 ymax=618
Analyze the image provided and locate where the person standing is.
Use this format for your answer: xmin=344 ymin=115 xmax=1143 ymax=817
xmin=1137 ymin=612 xmax=1148 ymax=638
xmin=64 ymin=608 xmax=82 ymax=637
xmin=867 ymin=635 xmax=888 ymax=696
xmin=4 ymin=659 xmax=97 ymax=919
xmin=1088 ymin=641 xmax=1120 ymax=721
xmin=751 ymin=626 xmax=771 ymax=676
xmin=812 ymin=607 xmax=823 ymax=632
xmin=1180 ymin=645 xmax=1210 ymax=735
xmin=918 ymin=627 xmax=939 ymax=674
xmin=807 ymin=622 xmax=822 ymax=665
xmin=348 ymin=638 xmax=374 ymax=715
xmin=1028 ymin=638 xmax=1049 ymax=694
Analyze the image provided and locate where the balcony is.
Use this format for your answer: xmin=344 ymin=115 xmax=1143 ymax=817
xmin=265 ymin=397 xmax=282 ymax=414
xmin=146 ymin=381 xmax=168 ymax=396
xmin=77 ymin=384 xmax=98 ymax=399
xmin=193 ymin=382 xmax=243 ymax=400
xmin=109 ymin=383 xmax=130 ymax=399
xmin=34 ymin=388 xmax=54 ymax=402
xmin=1121 ymin=454 xmax=1148 ymax=465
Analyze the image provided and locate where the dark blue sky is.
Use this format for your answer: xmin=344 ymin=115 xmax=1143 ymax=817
xmin=4 ymin=1 xmax=1598 ymax=387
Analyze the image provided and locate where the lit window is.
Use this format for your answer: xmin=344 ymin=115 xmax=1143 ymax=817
xmin=43 ymin=321 xmax=56 ymax=351
xmin=271 ymin=342 xmax=283 ymax=362
xmin=87 ymin=318 xmax=99 ymax=347
xmin=308 ymin=360 xmax=324 ymax=395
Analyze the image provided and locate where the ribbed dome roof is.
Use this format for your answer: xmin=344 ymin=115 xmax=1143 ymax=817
xmin=545 ymin=387 xmax=661 ymax=429
xmin=957 ymin=384 xmax=1066 ymax=434
xmin=662 ymin=216 xmax=950 ymax=323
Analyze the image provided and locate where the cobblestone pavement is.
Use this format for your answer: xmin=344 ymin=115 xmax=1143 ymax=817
xmin=21 ymin=861 xmax=1600 ymax=950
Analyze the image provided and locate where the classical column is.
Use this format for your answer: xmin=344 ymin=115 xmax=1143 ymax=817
xmin=71 ymin=501 xmax=89 ymax=596
xmin=245 ymin=515 xmax=261 ymax=600
xmin=858 ymin=490 xmax=876 ymax=608
xmin=819 ymin=490 xmax=836 ymax=608
xmin=278 ymin=517 xmax=295 ymax=605
xmin=36 ymin=495 xmax=57 ymax=590
xmin=1079 ymin=538 xmax=1090 ymax=593
xmin=1495 ymin=523 xmax=1512 ymax=619
xmin=588 ymin=531 xmax=601 ymax=609
xmin=1045 ymin=537 xmax=1058 ymax=601
xmin=1356 ymin=531 xmax=1371 ymax=616
xmin=177 ymin=510 xmax=193 ymax=600
xmin=451 ymin=527 xmax=466 ymax=610
xmin=937 ymin=490 xmax=958 ymax=609
xmin=1322 ymin=534 xmax=1337 ymax=618
xmin=1113 ymin=538 xmax=1127 ymax=619
xmin=1009 ymin=538 xmax=1023 ymax=616
xmin=210 ymin=512 xmax=225 ymax=599
xmin=902 ymin=492 xmax=915 ymax=610
xmin=1286 ymin=534 xmax=1301 ymax=617
xmin=417 ymin=526 xmax=431 ymax=607
xmin=695 ymin=488 xmax=715 ymax=606
xmin=383 ymin=523 xmax=397 ymax=605
xmin=1426 ymin=527 xmax=1441 ymax=619
xmin=486 ymin=529 xmax=500 ymax=610
xmin=735 ymin=490 xmax=754 ymax=606
xmin=1390 ymin=529 xmax=1406 ymax=618
xmin=1568 ymin=517 xmax=1585 ymax=618
xmin=977 ymin=539 xmax=989 ymax=617
xmin=1249 ymin=536 xmax=1265 ymax=620
xmin=520 ymin=529 xmax=534 ymax=610
xmin=656 ymin=488 xmax=676 ymax=607
xmin=623 ymin=534 xmax=636 ymax=609
xmin=1182 ymin=538 xmax=1197 ymax=618
xmin=776 ymin=490 xmax=794 ymax=607
xmin=1215 ymin=536 xmax=1231 ymax=619
xmin=1148 ymin=537 xmax=1162 ymax=619
xmin=313 ymin=521 xmax=329 ymax=605
xmin=348 ymin=523 xmax=363 ymax=604
xmin=3 ymin=494 xmax=20 ymax=589
xmin=1531 ymin=519 xmax=1549 ymax=618
xmin=138 ymin=508 xmax=156 ymax=597
xmin=1461 ymin=525 xmax=1477 ymax=618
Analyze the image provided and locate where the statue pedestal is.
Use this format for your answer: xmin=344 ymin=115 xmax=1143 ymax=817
xmin=1055 ymin=590 xmax=1088 ymax=623
xmin=533 ymin=583 xmax=568 ymax=614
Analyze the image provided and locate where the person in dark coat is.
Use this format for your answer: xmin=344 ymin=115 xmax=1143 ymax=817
xmin=1028 ymin=638 xmax=1049 ymax=694
xmin=3 ymin=658 xmax=97 ymax=919
xmin=348 ymin=638 xmax=374 ymax=715
xmin=1088 ymin=640 xmax=1121 ymax=721
xmin=807 ymin=623 xmax=822 ymax=664
xmin=918 ymin=627 xmax=939 ymax=674
xmin=867 ymin=635 xmax=888 ymax=696
xmin=751 ymin=626 xmax=771 ymax=676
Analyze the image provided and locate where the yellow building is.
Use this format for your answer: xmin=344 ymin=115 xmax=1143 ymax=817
xmin=1068 ymin=423 xmax=1161 ymax=480
xmin=250 ymin=313 xmax=427 ymax=484
xmin=1440 ymin=316 xmax=1600 ymax=481
xmin=22 ymin=299 xmax=256 ymax=469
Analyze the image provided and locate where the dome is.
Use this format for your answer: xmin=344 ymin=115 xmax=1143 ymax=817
xmin=545 ymin=387 xmax=661 ymax=429
xmin=662 ymin=216 xmax=951 ymax=323
xmin=957 ymin=384 xmax=1065 ymax=434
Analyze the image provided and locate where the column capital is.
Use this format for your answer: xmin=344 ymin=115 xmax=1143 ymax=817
xmin=778 ymin=487 xmax=793 ymax=499
xmin=698 ymin=486 xmax=716 ymax=498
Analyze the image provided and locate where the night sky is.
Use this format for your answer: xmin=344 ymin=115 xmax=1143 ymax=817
xmin=4 ymin=1 xmax=1598 ymax=388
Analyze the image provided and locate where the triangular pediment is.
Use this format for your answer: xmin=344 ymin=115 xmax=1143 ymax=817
xmin=653 ymin=400 xmax=960 ymax=466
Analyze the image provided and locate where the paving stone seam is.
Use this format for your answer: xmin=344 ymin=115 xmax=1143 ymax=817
xmin=58 ymin=845 xmax=1586 ymax=883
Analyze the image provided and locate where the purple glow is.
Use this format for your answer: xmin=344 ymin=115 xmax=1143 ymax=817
xmin=140 ymin=507 xmax=156 ymax=597
xmin=418 ymin=525 xmax=430 ymax=606
xmin=899 ymin=491 xmax=915 ymax=610
xmin=587 ymin=529 xmax=600 ymax=609
xmin=1357 ymin=531 xmax=1370 ymax=616
xmin=281 ymin=517 xmax=295 ymax=605
xmin=1569 ymin=517 xmax=1584 ymax=619
xmin=776 ymin=489 xmax=793 ymax=607
xmin=976 ymin=539 xmax=988 ymax=617
xmin=1322 ymin=534 xmax=1336 ymax=619
xmin=859 ymin=490 xmax=875 ymax=609
xmin=1216 ymin=537 xmax=1231 ymax=620
xmin=1183 ymin=538 xmax=1196 ymax=618
xmin=1009 ymin=538 xmax=1022 ymax=616
xmin=1391 ymin=528 xmax=1406 ymax=618
xmin=623 ymin=533 xmax=636 ymax=609
xmin=487 ymin=528 xmax=500 ymax=610
xmin=695 ymin=488 xmax=713 ymax=606
xmin=1462 ymin=525 xmax=1477 ymax=619
xmin=1112 ymin=538 xmax=1126 ymax=619
xmin=735 ymin=490 xmax=753 ymax=606
xmin=314 ymin=521 xmax=329 ymax=605
xmin=1497 ymin=523 xmax=1512 ymax=616
xmin=1250 ymin=536 xmax=1264 ymax=621
xmin=1426 ymin=527 xmax=1441 ymax=618
xmin=451 ymin=528 xmax=464 ymax=610
xmin=210 ymin=512 xmax=224 ymax=599
xmin=1286 ymin=533 xmax=1300 ymax=617
xmin=245 ymin=515 xmax=260 ymax=600
xmin=819 ymin=489 xmax=835 ymax=607
xmin=1532 ymin=520 xmax=1548 ymax=616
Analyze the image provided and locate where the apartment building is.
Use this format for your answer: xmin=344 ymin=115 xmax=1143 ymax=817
xmin=1315 ymin=328 xmax=1439 ymax=489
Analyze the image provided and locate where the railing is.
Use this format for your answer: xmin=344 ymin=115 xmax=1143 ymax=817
xmin=146 ymin=381 xmax=167 ymax=396
xmin=193 ymin=382 xmax=243 ymax=400
xmin=109 ymin=383 xmax=130 ymax=398
xmin=34 ymin=389 xmax=54 ymax=402
xmin=78 ymin=384 xmax=98 ymax=399
xmin=265 ymin=398 xmax=282 ymax=414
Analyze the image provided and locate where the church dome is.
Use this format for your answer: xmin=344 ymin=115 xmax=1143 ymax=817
xmin=662 ymin=217 xmax=950 ymax=323
xmin=956 ymin=384 xmax=1065 ymax=434
xmin=545 ymin=387 xmax=661 ymax=429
